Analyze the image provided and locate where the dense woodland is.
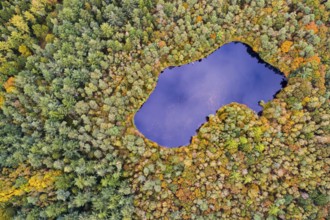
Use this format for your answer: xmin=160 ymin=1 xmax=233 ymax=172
xmin=0 ymin=0 xmax=329 ymax=219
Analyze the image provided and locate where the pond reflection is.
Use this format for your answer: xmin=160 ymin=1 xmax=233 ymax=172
xmin=134 ymin=42 xmax=286 ymax=148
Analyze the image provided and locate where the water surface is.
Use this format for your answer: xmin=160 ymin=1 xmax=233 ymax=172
xmin=134 ymin=42 xmax=286 ymax=147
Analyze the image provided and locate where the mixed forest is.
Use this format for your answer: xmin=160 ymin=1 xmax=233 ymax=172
xmin=0 ymin=0 xmax=329 ymax=219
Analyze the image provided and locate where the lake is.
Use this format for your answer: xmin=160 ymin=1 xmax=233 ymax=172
xmin=134 ymin=42 xmax=286 ymax=148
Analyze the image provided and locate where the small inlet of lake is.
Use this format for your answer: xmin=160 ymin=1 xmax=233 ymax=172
xmin=134 ymin=42 xmax=287 ymax=148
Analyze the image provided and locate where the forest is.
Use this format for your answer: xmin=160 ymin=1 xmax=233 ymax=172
xmin=0 ymin=0 xmax=329 ymax=219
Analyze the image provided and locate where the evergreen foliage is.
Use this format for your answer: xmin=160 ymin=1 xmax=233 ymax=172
xmin=0 ymin=0 xmax=329 ymax=219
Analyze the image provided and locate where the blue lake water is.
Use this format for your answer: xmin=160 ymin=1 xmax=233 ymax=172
xmin=134 ymin=42 xmax=286 ymax=148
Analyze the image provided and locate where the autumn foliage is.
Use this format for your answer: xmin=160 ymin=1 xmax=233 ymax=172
xmin=3 ymin=77 xmax=15 ymax=93
xmin=196 ymin=16 xmax=203 ymax=23
xmin=158 ymin=40 xmax=166 ymax=48
xmin=280 ymin=40 xmax=293 ymax=53
xmin=0 ymin=0 xmax=329 ymax=219
xmin=305 ymin=22 xmax=319 ymax=33
xmin=0 ymin=165 xmax=61 ymax=203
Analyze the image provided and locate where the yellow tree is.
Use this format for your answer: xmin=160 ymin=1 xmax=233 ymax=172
xmin=9 ymin=15 xmax=29 ymax=33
